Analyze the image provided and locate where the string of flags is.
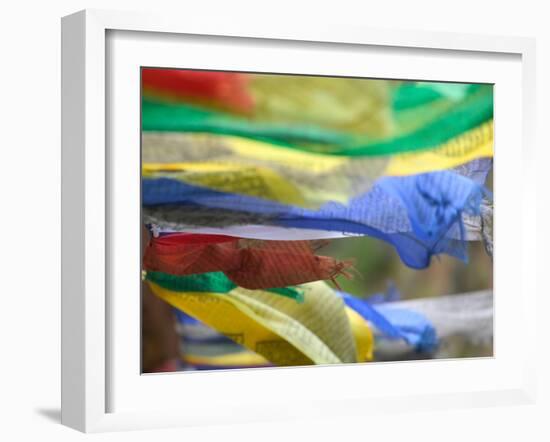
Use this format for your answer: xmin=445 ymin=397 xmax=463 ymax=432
xmin=141 ymin=68 xmax=494 ymax=369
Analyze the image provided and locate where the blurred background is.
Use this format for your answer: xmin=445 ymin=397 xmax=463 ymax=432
xmin=322 ymin=233 xmax=492 ymax=301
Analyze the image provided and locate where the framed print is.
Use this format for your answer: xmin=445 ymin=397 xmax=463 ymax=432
xmin=61 ymin=9 xmax=537 ymax=433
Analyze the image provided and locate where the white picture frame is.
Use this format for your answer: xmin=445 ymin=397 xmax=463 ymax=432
xmin=61 ymin=9 xmax=537 ymax=433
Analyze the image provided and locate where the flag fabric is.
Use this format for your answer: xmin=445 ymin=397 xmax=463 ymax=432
xmin=140 ymin=69 xmax=493 ymax=368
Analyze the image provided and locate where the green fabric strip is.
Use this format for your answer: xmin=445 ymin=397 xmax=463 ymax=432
xmin=348 ymin=85 xmax=493 ymax=156
xmin=142 ymin=98 xmax=351 ymax=147
xmin=392 ymin=82 xmax=473 ymax=110
xmin=145 ymin=270 xmax=305 ymax=303
xmin=141 ymin=85 xmax=492 ymax=157
xmin=392 ymin=85 xmax=444 ymax=110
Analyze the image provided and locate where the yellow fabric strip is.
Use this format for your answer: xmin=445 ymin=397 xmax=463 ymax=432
xmin=182 ymin=306 xmax=373 ymax=367
xmin=149 ymin=282 xmax=311 ymax=365
xmin=385 ymin=121 xmax=493 ymax=176
xmin=142 ymin=133 xmax=348 ymax=174
xmin=218 ymin=136 xmax=349 ymax=173
xmin=148 ymin=280 xmax=373 ymax=366
xmin=346 ymin=306 xmax=375 ymax=362
xmin=143 ymin=162 xmax=308 ymax=206
xmin=143 ymin=163 xmax=350 ymax=207
xmin=142 ymin=132 xmax=387 ymax=207
xmin=182 ymin=351 xmax=269 ymax=367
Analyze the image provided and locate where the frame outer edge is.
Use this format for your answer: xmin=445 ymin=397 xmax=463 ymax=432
xmin=62 ymin=9 xmax=108 ymax=433
xmin=520 ymin=38 xmax=538 ymax=403
xmin=84 ymin=8 xmax=107 ymax=432
xmin=61 ymin=10 xmax=87 ymax=432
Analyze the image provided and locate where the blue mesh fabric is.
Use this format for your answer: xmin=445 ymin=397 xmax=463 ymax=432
xmin=337 ymin=291 xmax=438 ymax=353
xmin=373 ymin=304 xmax=439 ymax=353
